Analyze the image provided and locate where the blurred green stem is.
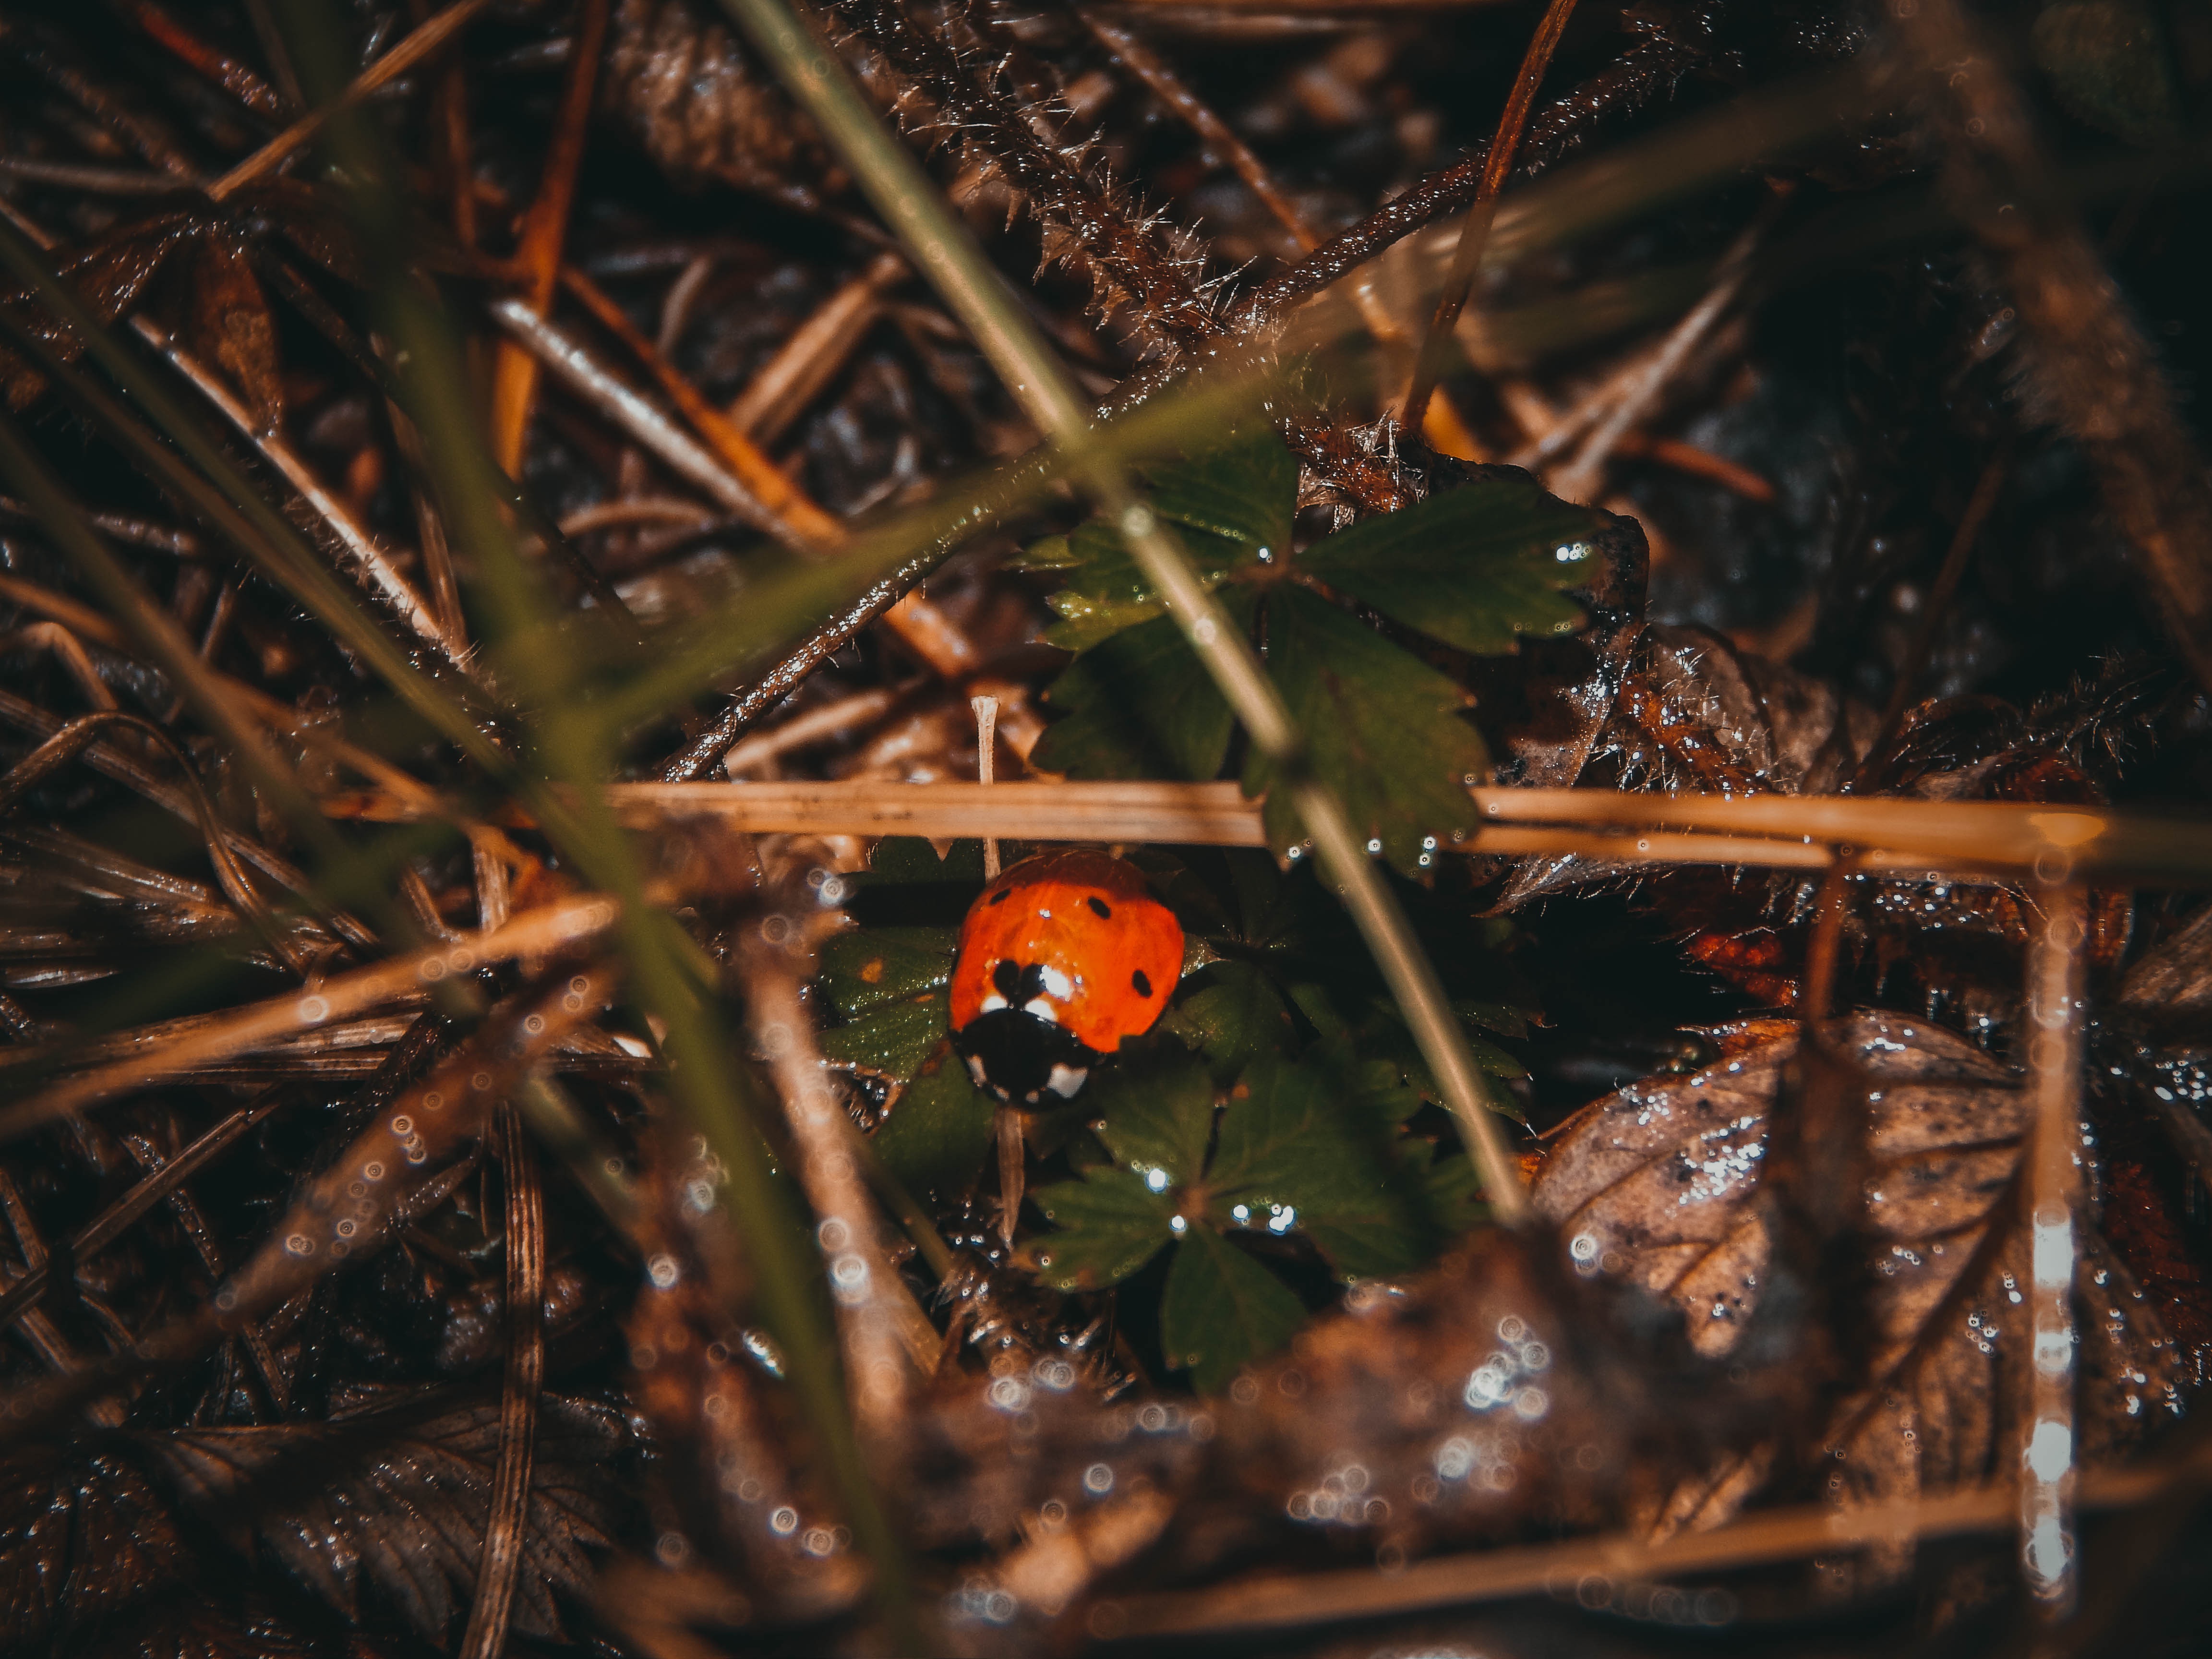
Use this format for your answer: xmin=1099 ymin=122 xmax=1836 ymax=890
xmin=715 ymin=0 xmax=1531 ymax=1224
xmin=268 ymin=0 xmax=922 ymax=1642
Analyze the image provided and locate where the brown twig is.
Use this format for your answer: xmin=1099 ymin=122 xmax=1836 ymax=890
xmin=1548 ymin=208 xmax=1767 ymax=505
xmin=0 ymin=1083 xmax=289 ymax=1329
xmin=410 ymin=0 xmax=480 ymax=249
xmin=487 ymin=0 xmax=611 ymax=475
xmin=117 ymin=0 xmax=288 ymax=119
xmin=132 ymin=318 xmax=463 ymax=663
xmin=654 ymin=539 xmax=957 ymax=781
xmin=727 ymin=250 xmax=907 ymax=446
xmin=206 ymin=0 xmax=497 ymax=201
xmin=559 ymin=264 xmax=845 ymax=546
xmin=457 ymin=1103 xmax=547 ymax=1659
xmin=1241 ymin=24 xmax=1710 ymax=325
xmin=0 ymin=895 xmax=619 ymax=1141
xmin=1103 ymin=1439 xmax=2212 ymax=1640
xmin=1402 ymin=0 xmax=1580 ymax=431
xmin=720 ymin=685 xmax=902 ymax=775
xmin=745 ymin=943 xmax=939 ymax=1409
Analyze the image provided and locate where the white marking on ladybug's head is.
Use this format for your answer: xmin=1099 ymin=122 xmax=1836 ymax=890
xmin=980 ymin=993 xmax=1008 ymax=1013
xmin=1038 ymin=964 xmax=1074 ymax=1000
xmin=1046 ymin=1064 xmax=1088 ymax=1098
xmin=965 ymin=1054 xmax=989 ymax=1088
xmin=1022 ymin=997 xmax=1059 ymax=1023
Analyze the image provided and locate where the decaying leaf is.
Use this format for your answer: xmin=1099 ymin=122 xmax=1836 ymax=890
xmin=182 ymin=235 xmax=282 ymax=435
xmin=147 ymin=1391 xmax=627 ymax=1644
xmin=1532 ymin=1012 xmax=2185 ymax=1553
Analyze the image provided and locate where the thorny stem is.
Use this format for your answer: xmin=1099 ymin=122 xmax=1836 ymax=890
xmin=1403 ymin=0 xmax=1580 ymax=432
xmin=715 ymin=0 xmax=1533 ymax=1227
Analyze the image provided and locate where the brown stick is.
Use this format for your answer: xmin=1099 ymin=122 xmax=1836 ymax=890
xmin=1401 ymin=0 xmax=1579 ymax=430
xmin=206 ymin=0 xmax=495 ymax=200
xmin=728 ymin=251 xmax=908 ymax=446
xmin=558 ymin=265 xmax=844 ymax=546
xmin=487 ymin=0 xmax=611 ymax=477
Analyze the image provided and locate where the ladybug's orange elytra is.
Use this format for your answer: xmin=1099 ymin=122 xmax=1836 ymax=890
xmin=949 ymin=850 xmax=1183 ymax=1105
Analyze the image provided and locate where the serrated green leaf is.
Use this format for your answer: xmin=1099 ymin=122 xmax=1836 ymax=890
xmin=1296 ymin=475 xmax=1599 ymax=656
xmin=1039 ymin=520 xmax=1233 ymax=651
xmin=1164 ymin=961 xmax=1294 ymax=1083
xmin=1244 ymin=586 xmax=1485 ymax=873
xmin=1028 ymin=430 xmax=1292 ymax=650
xmin=817 ymin=989 xmax=950 ymax=1082
xmin=1032 ymin=590 xmax=1255 ymax=782
xmin=1460 ymin=998 xmax=1529 ymax=1041
xmin=872 ymin=1045 xmax=994 ymax=1198
xmin=816 ymin=926 xmax=957 ymax=1019
xmin=1088 ymin=1043 xmax=1216 ymax=1187
xmin=1207 ymin=1057 xmax=1427 ymax=1278
xmin=1309 ymin=1039 xmax=1426 ymax=1125
xmin=1159 ymin=1227 xmax=1306 ymax=1392
xmin=1144 ymin=427 xmax=1297 ymax=556
xmin=1286 ymin=982 xmax=1527 ymax=1112
xmin=1028 ymin=1170 xmax=1176 ymax=1290
xmin=861 ymin=837 xmax=987 ymax=888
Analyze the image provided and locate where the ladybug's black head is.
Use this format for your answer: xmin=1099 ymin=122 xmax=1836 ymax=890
xmin=954 ymin=1008 xmax=1097 ymax=1106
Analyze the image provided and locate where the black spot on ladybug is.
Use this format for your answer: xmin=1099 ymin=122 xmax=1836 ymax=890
xmin=987 ymin=888 xmax=1011 ymax=905
xmin=1131 ymin=969 xmax=1153 ymax=998
xmin=994 ymin=959 xmax=1047 ymax=1003
xmin=1087 ymin=896 xmax=1112 ymax=918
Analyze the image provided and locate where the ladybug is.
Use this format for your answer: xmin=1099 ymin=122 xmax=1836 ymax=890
xmin=950 ymin=850 xmax=1184 ymax=1105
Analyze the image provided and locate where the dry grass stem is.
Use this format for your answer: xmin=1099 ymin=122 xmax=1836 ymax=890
xmin=1105 ymin=1440 xmax=2212 ymax=1640
xmin=0 ymin=895 xmax=619 ymax=1140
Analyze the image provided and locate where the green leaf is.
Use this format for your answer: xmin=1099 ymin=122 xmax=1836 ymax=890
xmin=1164 ymin=961 xmax=1294 ymax=1083
xmin=1144 ymin=427 xmax=1297 ymax=557
xmin=817 ymin=989 xmax=950 ymax=1082
xmin=1087 ymin=1043 xmax=1217 ymax=1187
xmin=1029 ymin=430 xmax=1293 ymax=651
xmin=1031 ymin=589 xmax=1255 ymax=782
xmin=816 ymin=926 xmax=956 ymax=1019
xmin=872 ymin=1045 xmax=995 ymax=1198
xmin=1207 ymin=1057 xmax=1427 ymax=1279
xmin=860 ymin=836 xmax=988 ymax=888
xmin=1159 ymin=1227 xmax=1306 ymax=1392
xmin=1028 ymin=1170 xmax=1176 ymax=1290
xmin=1243 ymin=586 xmax=1486 ymax=873
xmin=1296 ymin=474 xmax=1600 ymax=656
xmin=1309 ymin=1039 xmax=1426 ymax=1126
